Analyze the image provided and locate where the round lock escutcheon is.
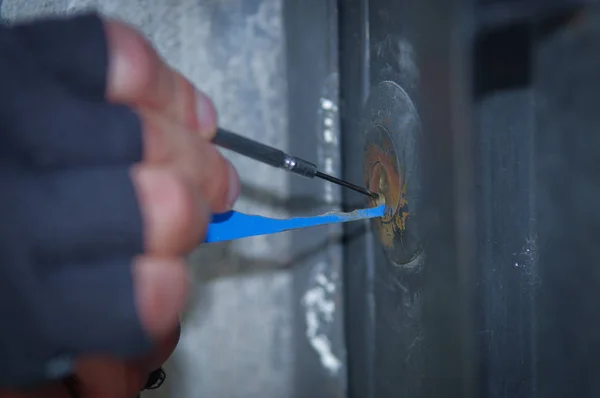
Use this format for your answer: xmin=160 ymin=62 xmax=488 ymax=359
xmin=362 ymin=81 xmax=423 ymax=267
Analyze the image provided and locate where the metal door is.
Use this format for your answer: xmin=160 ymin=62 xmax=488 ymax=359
xmin=340 ymin=1 xmax=600 ymax=397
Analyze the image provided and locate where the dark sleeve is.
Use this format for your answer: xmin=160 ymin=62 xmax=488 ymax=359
xmin=0 ymin=13 xmax=150 ymax=388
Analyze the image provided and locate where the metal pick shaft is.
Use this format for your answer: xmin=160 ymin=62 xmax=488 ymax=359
xmin=315 ymin=171 xmax=378 ymax=199
xmin=213 ymin=127 xmax=378 ymax=199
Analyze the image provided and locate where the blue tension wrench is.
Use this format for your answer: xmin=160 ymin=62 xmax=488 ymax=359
xmin=204 ymin=204 xmax=385 ymax=243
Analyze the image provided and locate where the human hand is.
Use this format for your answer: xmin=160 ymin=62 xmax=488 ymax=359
xmin=0 ymin=12 xmax=239 ymax=397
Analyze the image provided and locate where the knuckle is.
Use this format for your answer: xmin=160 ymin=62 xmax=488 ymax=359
xmin=199 ymin=145 xmax=230 ymax=210
xmin=162 ymin=174 xmax=197 ymax=239
xmin=140 ymin=113 xmax=170 ymax=162
xmin=165 ymin=173 xmax=210 ymax=249
xmin=133 ymin=256 xmax=189 ymax=339
xmin=215 ymin=156 xmax=231 ymax=207
xmin=194 ymin=198 xmax=211 ymax=243
xmin=194 ymin=90 xmax=218 ymax=138
xmin=136 ymin=167 xmax=203 ymax=253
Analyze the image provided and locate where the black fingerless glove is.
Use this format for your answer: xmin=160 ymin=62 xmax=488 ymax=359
xmin=0 ymin=13 xmax=151 ymax=387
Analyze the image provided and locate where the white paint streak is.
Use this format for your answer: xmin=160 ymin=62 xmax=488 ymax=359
xmin=320 ymin=98 xmax=335 ymax=111
xmin=324 ymin=184 xmax=334 ymax=203
xmin=302 ymin=267 xmax=341 ymax=375
xmin=324 ymin=129 xmax=335 ymax=143
xmin=309 ymin=336 xmax=340 ymax=371
xmin=319 ymin=94 xmax=340 ymax=204
xmin=324 ymin=157 xmax=334 ymax=173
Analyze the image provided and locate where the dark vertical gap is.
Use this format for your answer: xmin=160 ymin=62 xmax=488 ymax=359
xmin=338 ymin=0 xmax=373 ymax=397
xmin=412 ymin=1 xmax=480 ymax=397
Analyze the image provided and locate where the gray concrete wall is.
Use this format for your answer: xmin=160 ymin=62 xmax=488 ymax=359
xmin=2 ymin=1 xmax=350 ymax=396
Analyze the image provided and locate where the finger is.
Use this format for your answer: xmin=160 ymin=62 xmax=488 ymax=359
xmin=0 ymin=328 xmax=180 ymax=398
xmin=10 ymin=14 xmax=217 ymax=164
xmin=72 ymin=358 xmax=146 ymax=398
xmin=0 ymin=39 xmax=143 ymax=167
xmin=133 ymin=165 xmax=211 ymax=254
xmin=136 ymin=325 xmax=180 ymax=372
xmin=13 ymin=13 xmax=108 ymax=99
xmin=71 ymin=328 xmax=180 ymax=398
xmin=104 ymin=20 xmax=217 ymax=138
xmin=140 ymin=111 xmax=240 ymax=212
xmin=22 ymin=165 xmax=208 ymax=259
xmin=44 ymin=256 xmax=188 ymax=359
xmin=66 ymin=260 xmax=185 ymax=398
xmin=134 ymin=257 xmax=188 ymax=339
xmin=22 ymin=165 xmax=144 ymax=261
xmin=0 ymin=383 xmax=70 ymax=398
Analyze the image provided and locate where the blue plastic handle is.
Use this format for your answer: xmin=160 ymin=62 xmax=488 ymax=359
xmin=204 ymin=204 xmax=385 ymax=243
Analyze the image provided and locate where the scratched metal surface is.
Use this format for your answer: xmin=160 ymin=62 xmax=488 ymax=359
xmin=2 ymin=0 xmax=344 ymax=397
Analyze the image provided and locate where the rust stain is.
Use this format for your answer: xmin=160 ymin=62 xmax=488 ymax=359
xmin=364 ymin=133 xmax=410 ymax=251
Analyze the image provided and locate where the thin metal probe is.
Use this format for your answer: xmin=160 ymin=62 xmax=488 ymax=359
xmin=314 ymin=171 xmax=378 ymax=199
xmin=213 ymin=127 xmax=378 ymax=199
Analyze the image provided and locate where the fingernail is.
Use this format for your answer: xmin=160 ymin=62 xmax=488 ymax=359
xmin=195 ymin=89 xmax=217 ymax=138
xmin=227 ymin=161 xmax=241 ymax=208
xmin=135 ymin=258 xmax=188 ymax=339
